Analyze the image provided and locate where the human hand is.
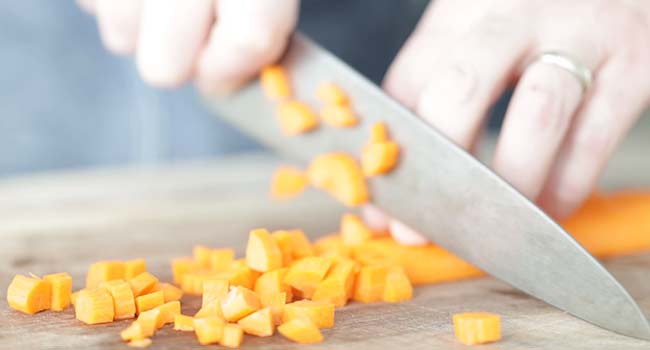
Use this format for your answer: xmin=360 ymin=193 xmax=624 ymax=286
xmin=78 ymin=0 xmax=298 ymax=93
xmin=369 ymin=0 xmax=650 ymax=244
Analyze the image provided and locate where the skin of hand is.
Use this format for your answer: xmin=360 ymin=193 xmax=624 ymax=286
xmin=367 ymin=0 xmax=650 ymax=245
xmin=77 ymin=0 xmax=299 ymax=94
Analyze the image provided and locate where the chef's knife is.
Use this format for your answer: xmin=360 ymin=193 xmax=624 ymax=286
xmin=202 ymin=33 xmax=650 ymax=340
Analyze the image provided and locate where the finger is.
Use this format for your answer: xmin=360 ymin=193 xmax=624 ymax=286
xmin=196 ymin=0 xmax=298 ymax=95
xmin=492 ymin=62 xmax=584 ymax=200
xmin=136 ymin=0 xmax=214 ymax=87
xmin=389 ymin=219 xmax=429 ymax=246
xmin=77 ymin=0 xmax=96 ymax=14
xmin=415 ymin=16 xmax=531 ymax=149
xmin=361 ymin=205 xmax=390 ymax=234
xmin=96 ymin=0 xmax=143 ymax=55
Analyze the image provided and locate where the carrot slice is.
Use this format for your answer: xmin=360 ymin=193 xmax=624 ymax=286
xmin=278 ymin=318 xmax=323 ymax=344
xmin=308 ymin=153 xmax=369 ymax=206
xmin=100 ymin=279 xmax=136 ymax=320
xmin=135 ymin=290 xmax=164 ymax=315
xmin=7 ymin=274 xmax=51 ymax=314
xmin=316 ymin=81 xmax=348 ymax=105
xmin=86 ymin=261 xmax=125 ymax=288
xmin=261 ymin=65 xmax=291 ymax=101
xmin=453 ymin=312 xmax=501 ymax=345
xmin=124 ymin=259 xmax=147 ymax=279
xmin=174 ymin=314 xmax=195 ymax=331
xmin=276 ymin=101 xmax=319 ymax=135
xmin=43 ymin=272 xmax=72 ymax=311
xmin=221 ymin=286 xmax=261 ymax=322
xmin=320 ymin=105 xmax=358 ymax=128
xmin=238 ymin=307 xmax=274 ymax=337
xmin=284 ymin=256 xmax=333 ymax=299
xmin=220 ymin=323 xmax=244 ymax=348
xmin=194 ymin=316 xmax=225 ymax=345
xmin=246 ymin=228 xmax=283 ymax=272
xmin=75 ymin=288 xmax=114 ymax=324
xmin=382 ymin=267 xmax=413 ymax=303
xmin=271 ymin=166 xmax=309 ymax=199
xmin=282 ymin=300 xmax=335 ymax=329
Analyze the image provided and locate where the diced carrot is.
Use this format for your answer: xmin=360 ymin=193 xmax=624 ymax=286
xmin=314 ymin=234 xmax=352 ymax=258
xmin=261 ymin=65 xmax=291 ymax=101
xmin=193 ymin=245 xmax=212 ymax=268
xmin=160 ymin=282 xmax=183 ymax=302
xmin=221 ymin=286 xmax=261 ymax=322
xmin=225 ymin=262 xmax=259 ymax=290
xmin=86 ymin=261 xmax=125 ymax=288
xmin=202 ymin=279 xmax=229 ymax=307
xmin=453 ymin=312 xmax=501 ymax=345
xmin=124 ymin=259 xmax=147 ymax=279
xmin=254 ymin=268 xmax=291 ymax=302
xmin=154 ymin=301 xmax=181 ymax=329
xmin=260 ymin=292 xmax=287 ymax=325
xmin=341 ymin=213 xmax=373 ymax=246
xmin=316 ymin=81 xmax=348 ymax=106
xmin=246 ymin=228 xmax=283 ymax=272
xmin=382 ymin=267 xmax=413 ymax=303
xmin=362 ymin=141 xmax=400 ymax=176
xmin=369 ymin=122 xmax=389 ymax=143
xmin=174 ymin=314 xmax=195 ymax=331
xmin=75 ymin=288 xmax=114 ymax=324
xmin=6 ymin=274 xmax=51 ymax=314
xmin=128 ymin=338 xmax=152 ymax=348
xmin=312 ymin=258 xmax=358 ymax=307
xmin=121 ymin=321 xmax=146 ymax=341
xmin=282 ymin=300 xmax=334 ymax=329
xmin=149 ymin=283 xmax=162 ymax=292
xmin=43 ymin=272 xmax=72 ymax=311
xmin=100 ymin=279 xmax=136 ymax=320
xmin=135 ymin=290 xmax=164 ymax=314
xmin=180 ymin=271 xmax=211 ymax=295
xmin=129 ymin=272 xmax=159 ymax=297
xmin=209 ymin=249 xmax=235 ymax=272
xmin=270 ymin=166 xmax=308 ymax=199
xmin=284 ymin=256 xmax=332 ymax=299
xmin=320 ymin=105 xmax=358 ymax=128
xmin=195 ymin=299 xmax=225 ymax=319
xmin=272 ymin=230 xmax=314 ymax=265
xmin=71 ymin=290 xmax=80 ymax=306
xmin=308 ymin=153 xmax=369 ymax=206
xmin=353 ymin=265 xmax=388 ymax=303
xmin=136 ymin=308 xmax=161 ymax=337
xmin=171 ymin=257 xmax=201 ymax=285
xmin=272 ymin=231 xmax=295 ymax=266
xmin=194 ymin=316 xmax=225 ymax=345
xmin=278 ymin=318 xmax=324 ymax=344
xmin=238 ymin=307 xmax=274 ymax=337
xmin=276 ymin=101 xmax=319 ymax=135
xmin=220 ymin=323 xmax=244 ymax=348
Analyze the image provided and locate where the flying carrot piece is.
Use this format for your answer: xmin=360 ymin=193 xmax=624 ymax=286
xmin=193 ymin=245 xmax=212 ymax=268
xmin=100 ymin=280 xmax=136 ymax=320
xmin=246 ymin=228 xmax=283 ymax=272
xmin=75 ymin=288 xmax=115 ymax=324
xmin=370 ymin=122 xmax=389 ymax=142
xmin=254 ymin=268 xmax=291 ymax=302
xmin=316 ymin=81 xmax=348 ymax=106
xmin=362 ymin=141 xmax=400 ymax=176
xmin=128 ymin=338 xmax=152 ymax=348
xmin=221 ymin=286 xmax=261 ymax=322
xmin=278 ymin=318 xmax=324 ymax=344
xmin=453 ymin=312 xmax=501 ymax=345
xmin=43 ymin=272 xmax=72 ymax=311
xmin=282 ymin=300 xmax=335 ymax=329
xmin=220 ymin=323 xmax=244 ymax=348
xmin=194 ymin=316 xmax=225 ymax=345
xmin=195 ymin=299 xmax=225 ymax=319
xmin=171 ymin=257 xmax=201 ymax=285
xmin=202 ymin=279 xmax=229 ymax=307
xmin=341 ymin=213 xmax=373 ymax=246
xmin=308 ymin=152 xmax=369 ymax=206
xmin=174 ymin=314 xmax=195 ymax=331
xmin=209 ymin=249 xmax=235 ymax=272
xmin=238 ymin=307 xmax=275 ymax=337
xmin=261 ymin=292 xmax=287 ymax=325
xmin=160 ymin=283 xmax=183 ymax=302
xmin=276 ymin=101 xmax=319 ymax=135
xmin=271 ymin=166 xmax=309 ymax=199
xmin=136 ymin=308 xmax=161 ymax=337
xmin=261 ymin=65 xmax=291 ymax=101
xmin=382 ymin=267 xmax=413 ymax=303
xmin=135 ymin=290 xmax=164 ymax=314
xmin=313 ymin=258 xmax=358 ymax=307
xmin=7 ymin=274 xmax=51 ymax=314
xmin=86 ymin=261 xmax=125 ymax=288
xmin=353 ymin=264 xmax=388 ymax=303
xmin=124 ymin=259 xmax=147 ymax=279
xmin=129 ymin=272 xmax=159 ymax=297
xmin=320 ymin=104 xmax=358 ymax=128
xmin=154 ymin=301 xmax=181 ymax=329
xmin=284 ymin=256 xmax=333 ymax=298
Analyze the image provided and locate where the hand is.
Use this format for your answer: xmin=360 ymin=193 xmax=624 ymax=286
xmin=370 ymin=0 xmax=650 ymax=245
xmin=78 ymin=0 xmax=298 ymax=93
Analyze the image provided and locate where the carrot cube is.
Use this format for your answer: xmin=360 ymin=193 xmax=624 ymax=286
xmin=221 ymin=286 xmax=261 ymax=322
xmin=136 ymin=308 xmax=161 ymax=337
xmin=316 ymin=81 xmax=348 ymax=106
xmin=220 ymin=323 xmax=244 ymax=348
xmin=271 ymin=166 xmax=308 ymax=200
xmin=195 ymin=299 xmax=224 ymax=319
xmin=383 ymin=267 xmax=413 ymax=303
xmin=261 ymin=65 xmax=291 ymax=101
xmin=43 ymin=272 xmax=72 ymax=311
xmin=284 ymin=256 xmax=332 ymax=298
xmin=353 ymin=265 xmax=388 ymax=303
xmin=75 ymin=288 xmax=114 ymax=324
xmin=276 ymin=101 xmax=319 ymax=135
xmin=362 ymin=141 xmax=399 ymax=176
xmin=193 ymin=245 xmax=212 ymax=268
xmin=272 ymin=231 xmax=294 ymax=266
xmin=308 ymin=153 xmax=369 ymax=206
xmin=100 ymin=279 xmax=136 ymax=320
xmin=129 ymin=272 xmax=159 ymax=297
xmin=282 ymin=300 xmax=334 ymax=329
xmin=278 ymin=318 xmax=323 ymax=344
xmin=154 ymin=301 xmax=181 ymax=328
xmin=341 ymin=213 xmax=373 ymax=246
xmin=314 ymin=234 xmax=352 ymax=258
xmin=194 ymin=316 xmax=225 ymax=345
xmin=202 ymin=279 xmax=229 ymax=307
xmin=261 ymin=292 xmax=287 ymax=325
xmin=254 ymin=267 xmax=291 ymax=302
xmin=226 ymin=260 xmax=259 ymax=289
xmin=6 ymin=274 xmax=51 ymax=314
xmin=453 ymin=312 xmax=501 ymax=345
xmin=135 ymin=290 xmax=164 ymax=314
xmin=86 ymin=261 xmax=125 ymax=288
xmin=160 ymin=282 xmax=183 ymax=302
xmin=209 ymin=249 xmax=235 ymax=272
xmin=320 ymin=104 xmax=358 ymax=128
xmin=174 ymin=314 xmax=195 ymax=331
xmin=245 ymin=228 xmax=283 ymax=272
xmin=313 ymin=258 xmax=358 ymax=307
xmin=180 ymin=271 xmax=210 ymax=295
xmin=171 ymin=257 xmax=201 ymax=285
xmin=272 ymin=230 xmax=314 ymax=265
xmin=124 ymin=259 xmax=147 ymax=279
xmin=238 ymin=307 xmax=274 ymax=337
xmin=121 ymin=321 xmax=146 ymax=341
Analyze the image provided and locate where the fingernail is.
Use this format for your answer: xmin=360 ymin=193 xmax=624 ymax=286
xmin=389 ymin=220 xmax=429 ymax=246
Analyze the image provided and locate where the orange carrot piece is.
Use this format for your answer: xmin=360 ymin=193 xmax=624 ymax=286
xmin=312 ymin=258 xmax=358 ymax=307
xmin=194 ymin=316 xmax=225 ymax=345
xmin=160 ymin=282 xmax=183 ymax=302
xmin=202 ymin=279 xmax=229 ymax=307
xmin=382 ymin=267 xmax=413 ymax=303
xmin=254 ymin=268 xmax=291 ymax=302
xmin=246 ymin=228 xmax=283 ymax=272
xmin=174 ymin=314 xmax=195 ymax=331
xmin=193 ymin=245 xmax=212 ymax=268
xmin=220 ymin=323 xmax=244 ymax=348
xmin=282 ymin=300 xmax=335 ymax=329
xmin=43 ymin=272 xmax=72 ymax=311
xmin=272 ymin=230 xmax=295 ymax=266
xmin=124 ymin=259 xmax=147 ymax=279
xmin=261 ymin=65 xmax=291 ymax=101
xmin=75 ymin=288 xmax=115 ymax=324
xmin=353 ymin=265 xmax=388 ymax=303
xmin=341 ymin=213 xmax=373 ymax=246
xmin=171 ymin=257 xmax=201 ymax=285
xmin=180 ymin=271 xmax=211 ymax=295
xmin=314 ymin=234 xmax=352 ymax=258
xmin=276 ymin=101 xmax=319 ymax=135
xmin=6 ymin=274 xmax=51 ymax=314
xmin=195 ymin=299 xmax=225 ymax=319
xmin=284 ymin=256 xmax=333 ymax=299
xmin=238 ymin=307 xmax=275 ymax=337
xmin=320 ymin=105 xmax=358 ymax=128
xmin=278 ymin=318 xmax=323 ymax=344
xmin=271 ymin=166 xmax=309 ymax=199
xmin=100 ymin=279 xmax=136 ymax=320
xmin=86 ymin=261 xmax=125 ymax=288
xmin=308 ymin=153 xmax=369 ymax=206
xmin=127 ymin=338 xmax=152 ymax=348
xmin=453 ymin=312 xmax=501 ymax=345
xmin=361 ymin=141 xmax=400 ymax=176
xmin=155 ymin=301 xmax=181 ymax=329
xmin=221 ymin=286 xmax=262 ymax=322
xmin=260 ymin=292 xmax=287 ymax=325
xmin=135 ymin=290 xmax=164 ymax=315
xmin=316 ymin=81 xmax=348 ymax=105
xmin=136 ymin=308 xmax=161 ymax=337
xmin=369 ymin=122 xmax=389 ymax=143
xmin=208 ymin=249 xmax=235 ymax=272
xmin=128 ymin=272 xmax=159 ymax=297
xmin=121 ymin=321 xmax=147 ymax=341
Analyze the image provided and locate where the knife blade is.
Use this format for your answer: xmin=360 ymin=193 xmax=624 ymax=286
xmin=202 ymin=33 xmax=650 ymax=340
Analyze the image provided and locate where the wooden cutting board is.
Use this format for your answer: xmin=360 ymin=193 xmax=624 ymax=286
xmin=1 ymin=151 xmax=650 ymax=349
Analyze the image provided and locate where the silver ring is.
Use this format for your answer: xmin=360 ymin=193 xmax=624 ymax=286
xmin=530 ymin=51 xmax=593 ymax=91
